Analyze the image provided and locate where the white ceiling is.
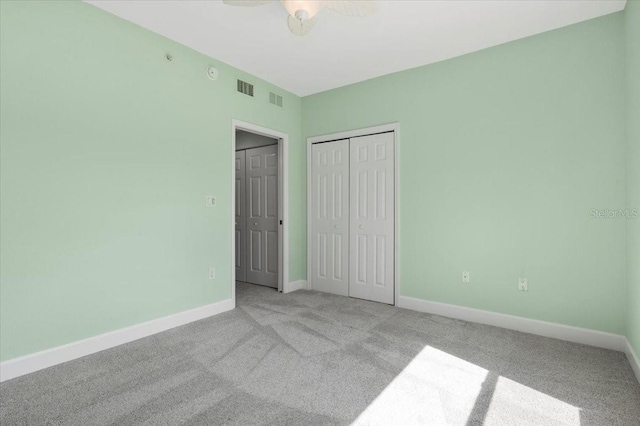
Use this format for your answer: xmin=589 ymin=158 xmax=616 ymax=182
xmin=86 ymin=0 xmax=626 ymax=97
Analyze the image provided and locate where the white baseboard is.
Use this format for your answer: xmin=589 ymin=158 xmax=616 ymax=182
xmin=625 ymin=339 xmax=640 ymax=385
xmin=4 ymin=293 xmax=637 ymax=386
xmin=0 ymin=298 xmax=234 ymax=383
xmin=283 ymin=280 xmax=308 ymax=293
xmin=397 ymin=296 xmax=626 ymax=352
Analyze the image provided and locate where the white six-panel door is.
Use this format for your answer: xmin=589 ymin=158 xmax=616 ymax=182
xmin=235 ymin=150 xmax=247 ymax=282
xmin=310 ymin=140 xmax=350 ymax=296
xmin=348 ymin=133 xmax=394 ymax=304
xmin=309 ymin=132 xmax=395 ymax=304
xmin=246 ymin=144 xmax=278 ymax=288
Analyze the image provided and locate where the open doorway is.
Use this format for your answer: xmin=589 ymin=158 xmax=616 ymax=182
xmin=231 ymin=120 xmax=289 ymax=307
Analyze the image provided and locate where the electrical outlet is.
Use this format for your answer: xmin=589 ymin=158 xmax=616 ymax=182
xmin=462 ymin=271 xmax=470 ymax=283
xmin=518 ymin=277 xmax=528 ymax=291
xmin=208 ymin=268 xmax=216 ymax=280
xmin=205 ymin=196 xmax=216 ymax=207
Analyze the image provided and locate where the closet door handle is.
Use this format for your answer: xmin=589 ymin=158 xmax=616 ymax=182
xmin=254 ymin=222 xmax=258 ymax=226
xmin=359 ymin=225 xmax=364 ymax=229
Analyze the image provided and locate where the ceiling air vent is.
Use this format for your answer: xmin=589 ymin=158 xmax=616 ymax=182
xmin=269 ymin=92 xmax=284 ymax=108
xmin=237 ymin=79 xmax=254 ymax=97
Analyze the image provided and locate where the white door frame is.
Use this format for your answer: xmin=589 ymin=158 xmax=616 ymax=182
xmin=232 ymin=119 xmax=289 ymax=307
xmin=307 ymin=122 xmax=400 ymax=305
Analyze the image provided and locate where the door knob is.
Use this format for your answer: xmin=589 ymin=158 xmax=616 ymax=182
xmin=254 ymin=222 xmax=258 ymax=226
xmin=335 ymin=225 xmax=339 ymax=229
xmin=359 ymin=225 xmax=364 ymax=229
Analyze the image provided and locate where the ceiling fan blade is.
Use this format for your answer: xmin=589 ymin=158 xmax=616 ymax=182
xmin=322 ymin=0 xmax=377 ymax=17
xmin=222 ymin=0 xmax=271 ymax=6
xmin=287 ymin=14 xmax=317 ymax=36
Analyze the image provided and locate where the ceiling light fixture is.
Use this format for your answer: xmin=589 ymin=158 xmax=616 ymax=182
xmin=223 ymin=0 xmax=377 ymax=36
xmin=281 ymin=0 xmax=322 ymax=21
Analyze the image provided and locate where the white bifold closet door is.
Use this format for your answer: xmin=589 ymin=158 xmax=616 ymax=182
xmin=310 ymin=132 xmax=394 ymax=304
xmin=348 ymin=133 xmax=394 ymax=304
xmin=311 ymin=139 xmax=350 ymax=296
xmin=235 ymin=150 xmax=247 ymax=282
xmin=245 ymin=144 xmax=278 ymax=288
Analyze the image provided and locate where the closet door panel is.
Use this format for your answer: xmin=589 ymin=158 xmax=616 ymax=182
xmin=246 ymin=144 xmax=278 ymax=288
xmin=310 ymin=140 xmax=350 ymax=296
xmin=235 ymin=150 xmax=247 ymax=282
xmin=349 ymin=133 xmax=394 ymax=304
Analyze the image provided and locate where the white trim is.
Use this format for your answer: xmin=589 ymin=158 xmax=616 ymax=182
xmin=397 ymin=295 xmax=626 ymax=352
xmin=625 ymin=338 xmax=640 ymax=385
xmin=231 ymin=120 xmax=289 ymax=300
xmin=393 ymin=127 xmax=399 ymax=307
xmin=284 ymin=280 xmax=309 ymax=293
xmin=0 ymin=299 xmax=234 ymax=383
xmin=307 ymin=123 xmax=399 ymax=145
xmin=306 ymin=132 xmax=312 ymax=292
xmin=306 ymin=123 xmax=400 ymax=305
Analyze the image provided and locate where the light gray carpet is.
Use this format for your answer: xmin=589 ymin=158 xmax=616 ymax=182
xmin=1 ymin=282 xmax=639 ymax=425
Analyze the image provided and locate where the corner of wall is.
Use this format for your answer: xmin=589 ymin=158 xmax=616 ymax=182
xmin=624 ymin=0 xmax=640 ymax=359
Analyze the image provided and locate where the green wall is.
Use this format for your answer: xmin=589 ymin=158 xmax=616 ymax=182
xmin=1 ymin=0 xmax=635 ymax=364
xmin=625 ymin=0 xmax=640 ymax=357
xmin=0 ymin=1 xmax=304 ymax=361
xmin=303 ymin=13 xmax=628 ymax=334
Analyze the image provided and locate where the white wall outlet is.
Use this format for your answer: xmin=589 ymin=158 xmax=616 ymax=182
xmin=518 ymin=277 xmax=528 ymax=291
xmin=208 ymin=268 xmax=216 ymax=280
xmin=462 ymin=271 xmax=470 ymax=283
xmin=205 ymin=196 xmax=216 ymax=207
